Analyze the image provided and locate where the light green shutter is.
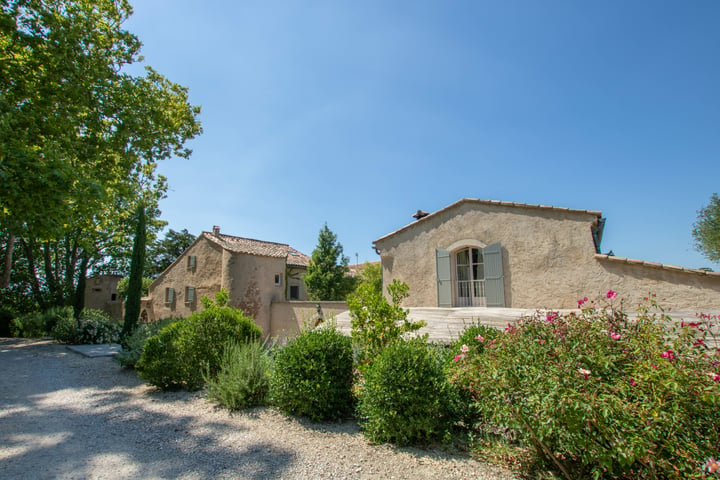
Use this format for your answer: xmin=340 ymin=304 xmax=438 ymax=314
xmin=166 ymin=287 xmax=175 ymax=304
xmin=436 ymin=248 xmax=452 ymax=307
xmin=186 ymin=286 xmax=195 ymax=304
xmin=189 ymin=256 xmax=197 ymax=270
xmin=483 ymin=242 xmax=505 ymax=307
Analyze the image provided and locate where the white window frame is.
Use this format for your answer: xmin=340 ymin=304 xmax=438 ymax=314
xmin=453 ymin=247 xmax=486 ymax=307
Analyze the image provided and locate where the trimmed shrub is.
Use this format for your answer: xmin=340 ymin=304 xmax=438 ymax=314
xmin=357 ymin=338 xmax=451 ymax=445
xmin=270 ymin=326 xmax=354 ymax=422
xmin=452 ymin=294 xmax=720 ymax=479
xmin=116 ymin=317 xmax=179 ymax=368
xmin=205 ymin=340 xmax=271 ymax=410
xmin=136 ymin=292 xmax=262 ymax=390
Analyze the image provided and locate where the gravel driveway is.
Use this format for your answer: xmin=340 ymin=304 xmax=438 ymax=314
xmin=0 ymin=338 xmax=519 ymax=480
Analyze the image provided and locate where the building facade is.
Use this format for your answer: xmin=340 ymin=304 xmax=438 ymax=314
xmin=145 ymin=227 xmax=310 ymax=334
xmin=373 ymin=199 xmax=720 ymax=311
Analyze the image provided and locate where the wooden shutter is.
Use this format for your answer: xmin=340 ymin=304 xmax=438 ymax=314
xmin=483 ymin=242 xmax=505 ymax=307
xmin=166 ymin=287 xmax=175 ymax=304
xmin=188 ymin=255 xmax=196 ymax=270
xmin=436 ymin=248 xmax=452 ymax=307
xmin=186 ymin=286 xmax=195 ymax=304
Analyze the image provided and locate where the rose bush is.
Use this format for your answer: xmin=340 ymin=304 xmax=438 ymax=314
xmin=449 ymin=293 xmax=720 ymax=479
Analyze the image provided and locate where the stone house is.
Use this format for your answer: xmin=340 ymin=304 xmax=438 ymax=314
xmin=372 ymin=198 xmax=720 ymax=311
xmin=144 ymin=226 xmax=311 ymax=334
xmin=84 ymin=274 xmax=124 ymax=321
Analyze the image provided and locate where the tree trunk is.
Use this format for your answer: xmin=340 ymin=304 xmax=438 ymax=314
xmin=74 ymin=253 xmax=90 ymax=319
xmin=0 ymin=233 xmax=14 ymax=289
xmin=21 ymin=238 xmax=47 ymax=310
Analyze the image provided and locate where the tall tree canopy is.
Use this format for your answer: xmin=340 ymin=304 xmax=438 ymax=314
xmin=0 ymin=0 xmax=202 ymax=312
xmin=693 ymin=193 xmax=720 ymax=264
xmin=304 ymin=224 xmax=355 ymax=301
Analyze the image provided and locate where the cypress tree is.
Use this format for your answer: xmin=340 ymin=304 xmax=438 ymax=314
xmin=122 ymin=204 xmax=146 ymax=343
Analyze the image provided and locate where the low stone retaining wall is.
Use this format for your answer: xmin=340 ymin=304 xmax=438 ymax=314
xmin=269 ymin=301 xmax=349 ymax=340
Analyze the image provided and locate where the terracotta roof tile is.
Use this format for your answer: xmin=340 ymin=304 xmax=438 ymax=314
xmin=203 ymin=232 xmax=310 ymax=268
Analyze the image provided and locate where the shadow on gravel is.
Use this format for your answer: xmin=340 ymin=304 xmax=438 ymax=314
xmin=0 ymin=339 xmax=294 ymax=479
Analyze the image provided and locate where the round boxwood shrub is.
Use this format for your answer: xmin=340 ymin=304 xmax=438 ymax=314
xmin=270 ymin=325 xmax=354 ymax=422
xmin=358 ymin=338 xmax=451 ymax=446
xmin=136 ymin=292 xmax=262 ymax=390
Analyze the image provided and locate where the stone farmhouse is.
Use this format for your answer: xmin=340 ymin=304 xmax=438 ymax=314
xmin=142 ymin=226 xmax=313 ymax=334
xmin=372 ymin=198 xmax=720 ymax=312
xmin=84 ymin=274 xmax=123 ymax=321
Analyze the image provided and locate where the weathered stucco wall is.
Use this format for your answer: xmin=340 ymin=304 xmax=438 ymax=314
xmin=588 ymin=255 xmax=720 ymax=309
xmin=269 ymin=301 xmax=349 ymax=340
xmin=224 ymin=253 xmax=287 ymax=334
xmin=147 ymin=237 xmax=224 ymax=320
xmin=375 ymin=201 xmax=720 ymax=311
xmin=84 ymin=275 xmax=123 ymax=321
xmin=376 ymin=202 xmax=601 ymax=309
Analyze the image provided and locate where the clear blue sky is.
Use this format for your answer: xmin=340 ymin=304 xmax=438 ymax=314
xmin=124 ymin=1 xmax=720 ymax=269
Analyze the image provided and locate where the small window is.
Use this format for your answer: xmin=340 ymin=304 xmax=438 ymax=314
xmin=187 ymin=255 xmax=197 ymax=271
xmin=111 ymin=293 xmax=117 ymax=301
xmin=185 ymin=286 xmax=195 ymax=304
xmin=274 ymin=274 xmax=282 ymax=286
xmin=165 ymin=287 xmax=175 ymax=304
xmin=93 ymin=288 xmax=102 ymax=292
xmin=289 ymin=285 xmax=300 ymax=300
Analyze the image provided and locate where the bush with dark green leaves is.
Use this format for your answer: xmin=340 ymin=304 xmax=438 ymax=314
xmin=51 ymin=308 xmax=120 ymax=344
xmin=116 ymin=317 xmax=179 ymax=368
xmin=205 ymin=340 xmax=272 ymax=410
xmin=11 ymin=306 xmax=74 ymax=338
xmin=136 ymin=291 xmax=262 ymax=390
xmin=270 ymin=326 xmax=354 ymax=422
xmin=357 ymin=338 xmax=451 ymax=446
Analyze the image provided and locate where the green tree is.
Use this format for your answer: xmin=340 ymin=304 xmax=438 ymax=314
xmin=122 ymin=204 xmax=146 ymax=342
xmin=116 ymin=276 xmax=152 ymax=299
xmin=304 ymin=224 xmax=354 ymax=300
xmin=692 ymin=193 xmax=720 ymax=264
xmin=353 ymin=262 xmax=382 ymax=296
xmin=348 ymin=279 xmax=426 ymax=371
xmin=0 ymin=0 xmax=201 ymax=288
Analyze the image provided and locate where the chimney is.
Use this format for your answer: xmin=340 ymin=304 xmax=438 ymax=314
xmin=412 ymin=210 xmax=429 ymax=221
xmin=213 ymin=225 xmax=221 ymax=236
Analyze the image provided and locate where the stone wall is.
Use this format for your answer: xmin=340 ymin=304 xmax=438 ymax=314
xmin=84 ymin=275 xmax=123 ymax=321
xmin=148 ymin=237 xmax=224 ymax=320
xmin=269 ymin=301 xmax=349 ymax=340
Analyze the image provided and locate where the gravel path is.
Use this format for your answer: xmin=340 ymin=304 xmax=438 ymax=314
xmin=0 ymin=338 xmax=520 ymax=480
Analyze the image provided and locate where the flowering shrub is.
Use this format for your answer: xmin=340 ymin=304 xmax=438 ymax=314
xmin=450 ymin=293 xmax=720 ymax=479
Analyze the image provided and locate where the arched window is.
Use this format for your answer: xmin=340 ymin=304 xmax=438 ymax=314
xmin=454 ymin=247 xmax=485 ymax=307
xmin=436 ymin=242 xmax=505 ymax=308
